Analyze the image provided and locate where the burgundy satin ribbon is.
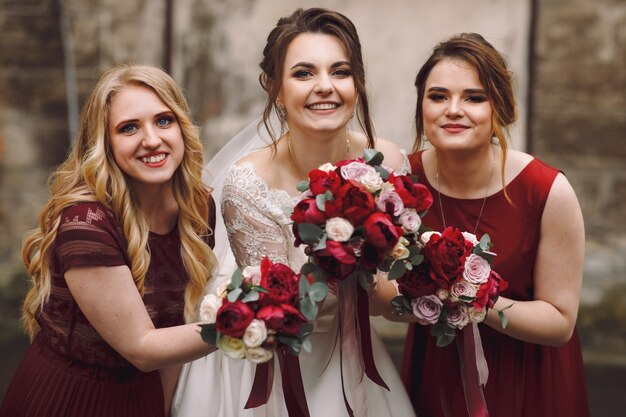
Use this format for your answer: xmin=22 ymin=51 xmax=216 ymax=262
xmin=245 ymin=347 xmax=310 ymax=417
xmin=337 ymin=275 xmax=389 ymax=416
xmin=456 ymin=324 xmax=489 ymax=417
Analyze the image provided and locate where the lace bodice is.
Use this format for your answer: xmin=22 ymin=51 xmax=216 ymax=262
xmin=221 ymin=162 xmax=307 ymax=270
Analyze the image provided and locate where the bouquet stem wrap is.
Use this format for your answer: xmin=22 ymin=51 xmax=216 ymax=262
xmin=245 ymin=346 xmax=310 ymax=417
xmin=338 ymin=275 xmax=389 ymax=417
xmin=456 ymin=324 xmax=489 ymax=417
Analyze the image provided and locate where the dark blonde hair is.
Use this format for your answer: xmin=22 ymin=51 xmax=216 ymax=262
xmin=259 ymin=7 xmax=375 ymax=148
xmin=413 ymin=33 xmax=517 ymax=196
xmin=22 ymin=64 xmax=216 ymax=338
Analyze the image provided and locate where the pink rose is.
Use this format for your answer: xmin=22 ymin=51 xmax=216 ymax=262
xmin=411 ymin=294 xmax=443 ymax=325
xmin=445 ymin=303 xmax=469 ymax=329
xmin=463 ymin=254 xmax=491 ymax=285
xmin=340 ymin=161 xmax=376 ymax=181
xmin=376 ymin=190 xmax=405 ymax=216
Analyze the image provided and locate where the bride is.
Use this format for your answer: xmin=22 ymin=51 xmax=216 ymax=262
xmin=171 ymin=8 xmax=415 ymax=417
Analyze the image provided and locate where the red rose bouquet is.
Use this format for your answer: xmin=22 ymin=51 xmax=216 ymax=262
xmin=199 ymin=257 xmax=324 ymax=416
xmin=292 ymin=149 xmax=433 ymax=289
xmin=290 ymin=149 xmax=433 ymax=415
xmin=392 ymin=227 xmax=509 ymax=346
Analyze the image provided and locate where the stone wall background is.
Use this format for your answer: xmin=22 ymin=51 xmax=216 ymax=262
xmin=1 ymin=0 xmax=625 ymax=413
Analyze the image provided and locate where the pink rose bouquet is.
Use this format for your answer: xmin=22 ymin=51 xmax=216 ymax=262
xmin=392 ymin=227 xmax=509 ymax=346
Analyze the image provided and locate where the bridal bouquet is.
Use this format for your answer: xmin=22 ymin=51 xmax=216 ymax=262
xmin=391 ymin=226 xmax=509 ymax=346
xmin=290 ymin=149 xmax=433 ymax=414
xmin=291 ymin=149 xmax=433 ymax=289
xmin=198 ymin=257 xmax=320 ymax=362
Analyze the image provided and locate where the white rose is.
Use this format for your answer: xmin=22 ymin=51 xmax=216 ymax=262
xmin=467 ymin=306 xmax=487 ymax=323
xmin=217 ymin=336 xmax=246 ymax=359
xmin=389 ymin=241 xmax=410 ymax=260
xmin=380 ymin=181 xmax=395 ymax=193
xmin=340 ymin=161 xmax=375 ymax=181
xmin=242 ymin=265 xmax=262 ymax=285
xmin=420 ymin=231 xmax=441 ymax=245
xmin=462 ymin=232 xmax=479 ymax=246
xmin=450 ymin=279 xmax=478 ymax=300
xmin=463 ymin=254 xmax=491 ymax=285
xmin=199 ymin=293 xmax=222 ymax=324
xmin=243 ymin=319 xmax=267 ymax=348
xmin=325 ymin=217 xmax=354 ymax=242
xmin=317 ymin=162 xmax=336 ymax=173
xmin=399 ymin=209 xmax=422 ymax=233
xmin=245 ymin=346 xmax=275 ymax=363
xmin=446 ymin=304 xmax=469 ymax=329
xmin=359 ymin=170 xmax=383 ymax=193
xmin=436 ymin=288 xmax=450 ymax=300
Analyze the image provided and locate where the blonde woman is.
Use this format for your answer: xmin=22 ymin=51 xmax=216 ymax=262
xmin=1 ymin=64 xmax=218 ymax=417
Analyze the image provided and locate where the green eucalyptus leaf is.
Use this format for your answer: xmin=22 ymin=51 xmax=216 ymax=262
xmin=227 ymin=287 xmax=242 ymax=302
xmin=498 ymin=310 xmax=509 ymax=329
xmin=388 ymin=260 xmax=408 ymax=281
xmin=252 ymin=285 xmax=269 ymax=294
xmin=358 ymin=269 xmax=374 ymax=289
xmin=300 ymin=262 xmax=319 ymax=276
xmin=302 ymin=337 xmax=312 ymax=353
xmin=199 ymin=323 xmax=218 ymax=345
xmin=228 ymin=269 xmax=243 ymax=290
xmin=241 ymin=290 xmax=260 ymax=303
xmin=479 ymin=233 xmax=492 ymax=251
xmin=374 ymin=165 xmax=390 ymax=181
xmin=363 ymin=148 xmax=384 ymax=166
xmin=299 ymin=274 xmax=311 ymax=297
xmin=436 ymin=333 xmax=456 ymax=347
xmin=313 ymin=234 xmax=327 ymax=251
xmin=308 ymin=281 xmax=329 ymax=302
xmin=299 ymin=297 xmax=319 ymax=321
xmin=297 ymin=223 xmax=324 ymax=245
xmin=296 ymin=180 xmax=310 ymax=192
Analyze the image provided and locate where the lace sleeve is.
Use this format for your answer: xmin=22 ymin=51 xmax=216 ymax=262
xmin=221 ymin=164 xmax=293 ymax=268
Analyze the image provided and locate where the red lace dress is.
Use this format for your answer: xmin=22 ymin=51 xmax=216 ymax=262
xmin=0 ymin=201 xmax=215 ymax=417
xmin=402 ymin=152 xmax=590 ymax=417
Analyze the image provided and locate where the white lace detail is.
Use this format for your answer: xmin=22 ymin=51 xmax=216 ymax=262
xmin=221 ymin=162 xmax=306 ymax=270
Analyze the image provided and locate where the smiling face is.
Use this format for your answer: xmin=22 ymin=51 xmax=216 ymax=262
xmin=422 ymin=58 xmax=494 ymax=152
xmin=277 ymin=32 xmax=357 ymax=137
xmin=108 ymin=84 xmax=184 ymax=191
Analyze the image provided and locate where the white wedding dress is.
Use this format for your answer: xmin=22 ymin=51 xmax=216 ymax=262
xmin=171 ymin=120 xmax=416 ymax=417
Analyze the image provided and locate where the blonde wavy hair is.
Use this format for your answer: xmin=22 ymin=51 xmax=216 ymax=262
xmin=22 ymin=64 xmax=216 ymax=339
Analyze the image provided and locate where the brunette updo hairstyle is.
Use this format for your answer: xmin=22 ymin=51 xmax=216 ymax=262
xmin=259 ymin=7 xmax=375 ymax=148
xmin=413 ymin=33 xmax=517 ymax=193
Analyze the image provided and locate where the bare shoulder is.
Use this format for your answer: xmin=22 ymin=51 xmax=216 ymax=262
xmin=374 ymin=137 xmax=405 ymax=172
xmin=234 ymin=146 xmax=276 ymax=182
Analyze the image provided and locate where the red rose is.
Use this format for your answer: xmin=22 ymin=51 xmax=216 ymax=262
xmin=360 ymin=241 xmax=385 ymax=269
xmin=291 ymin=198 xmax=326 ymax=225
xmin=326 ymin=240 xmax=357 ymax=265
xmin=259 ymin=257 xmax=300 ymax=305
xmin=325 ymin=181 xmax=374 ymax=225
xmin=474 ymin=270 xmax=508 ymax=309
xmin=215 ymin=300 xmax=255 ymax=338
xmin=387 ymin=173 xmax=433 ymax=212
xmin=257 ymin=304 xmax=306 ymax=336
xmin=363 ymin=212 xmax=401 ymax=250
xmin=309 ymin=169 xmax=342 ymax=195
xmin=397 ymin=264 xmax=438 ymax=299
xmin=422 ymin=227 xmax=471 ymax=289
xmin=313 ymin=250 xmax=356 ymax=283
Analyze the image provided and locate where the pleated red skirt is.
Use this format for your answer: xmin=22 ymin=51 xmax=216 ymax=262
xmin=0 ymin=335 xmax=165 ymax=417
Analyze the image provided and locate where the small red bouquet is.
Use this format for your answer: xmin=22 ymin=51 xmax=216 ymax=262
xmin=392 ymin=227 xmax=509 ymax=346
xmin=199 ymin=257 xmax=325 ymax=416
